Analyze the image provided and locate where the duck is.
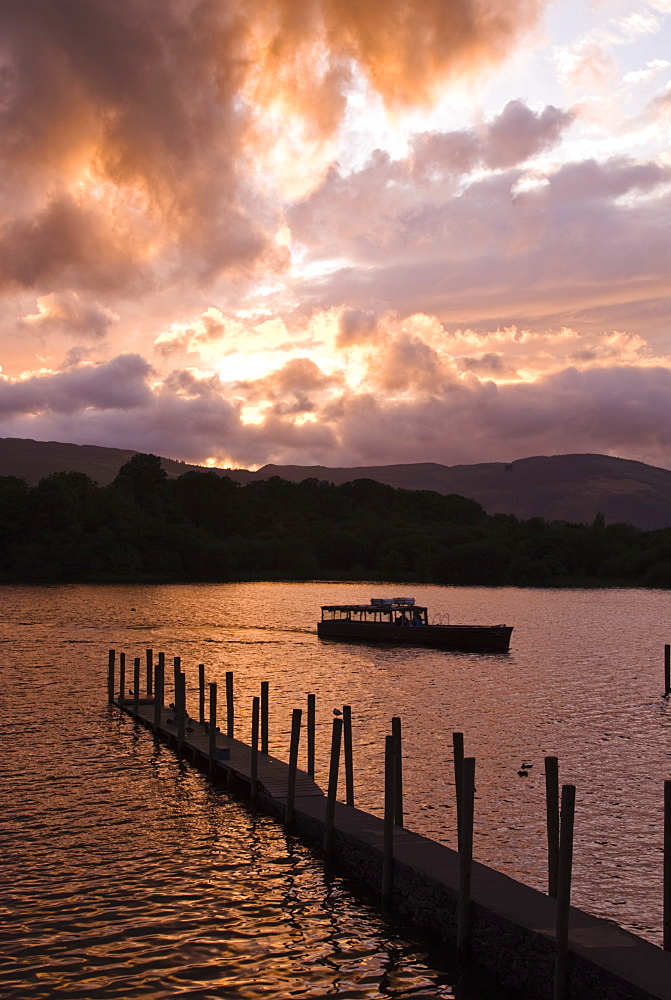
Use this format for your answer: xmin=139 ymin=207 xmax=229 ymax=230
xmin=517 ymin=769 xmax=528 ymax=777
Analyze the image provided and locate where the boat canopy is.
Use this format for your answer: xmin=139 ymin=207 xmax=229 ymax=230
xmin=321 ymin=597 xmax=424 ymax=613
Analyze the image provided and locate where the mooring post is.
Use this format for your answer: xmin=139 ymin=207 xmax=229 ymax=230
xmin=457 ymin=756 xmax=476 ymax=960
xmin=665 ymin=645 xmax=670 ymax=697
xmin=664 ymin=781 xmax=671 ymax=950
xmin=286 ymin=707 xmax=302 ymax=826
xmin=118 ymin=652 xmax=126 ymax=704
xmin=133 ymin=657 xmax=140 ymax=716
xmin=307 ymin=693 xmax=316 ymax=778
xmin=343 ymin=704 xmax=354 ymax=807
xmin=173 ymin=656 xmax=181 ymax=701
xmin=226 ymin=671 xmax=234 ymax=738
xmin=198 ymin=664 xmax=205 ymax=723
xmin=554 ymin=783 xmax=576 ymax=1000
xmin=453 ymin=731 xmax=464 ymax=850
xmin=545 ymin=756 xmax=560 ymax=898
xmin=323 ymin=717 xmax=343 ymax=857
xmin=146 ymin=648 xmax=153 ymax=697
xmin=382 ymin=733 xmax=396 ymax=902
xmin=260 ymin=681 xmax=269 ymax=754
xmin=107 ymin=649 xmax=115 ymax=704
xmin=153 ymin=655 xmax=164 ymax=730
xmin=208 ymin=682 xmax=217 ymax=774
xmin=176 ymin=672 xmax=186 ymax=749
xmin=392 ymin=716 xmax=403 ymax=827
xmin=250 ymin=696 xmax=260 ymax=804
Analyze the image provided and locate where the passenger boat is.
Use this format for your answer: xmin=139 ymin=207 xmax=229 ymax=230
xmin=317 ymin=597 xmax=513 ymax=652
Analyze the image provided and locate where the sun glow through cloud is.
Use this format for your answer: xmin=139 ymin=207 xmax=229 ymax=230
xmin=0 ymin=0 xmax=669 ymax=470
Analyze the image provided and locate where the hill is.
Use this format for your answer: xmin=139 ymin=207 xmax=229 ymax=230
xmin=1 ymin=437 xmax=670 ymax=530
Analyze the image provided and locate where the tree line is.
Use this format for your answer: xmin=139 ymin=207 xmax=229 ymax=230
xmin=0 ymin=452 xmax=670 ymax=587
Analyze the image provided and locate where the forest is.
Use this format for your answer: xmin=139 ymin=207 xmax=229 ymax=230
xmin=1 ymin=452 xmax=670 ymax=587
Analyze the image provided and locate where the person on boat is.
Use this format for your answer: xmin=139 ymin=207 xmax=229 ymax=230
xmin=412 ymin=611 xmax=423 ymax=626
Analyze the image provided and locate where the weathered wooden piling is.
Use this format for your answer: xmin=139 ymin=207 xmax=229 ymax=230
xmin=392 ymin=716 xmax=403 ymax=827
xmin=286 ymin=708 xmax=302 ymax=826
xmin=307 ymin=693 xmax=316 ymax=778
xmin=261 ymin=681 xmax=269 ymax=755
xmin=453 ymin=731 xmax=464 ymax=850
xmin=146 ymin=648 xmax=153 ymax=697
xmin=323 ymin=717 xmax=342 ymax=857
xmin=250 ymin=696 xmax=260 ymax=804
xmin=198 ymin=664 xmax=205 ymax=723
xmin=107 ymin=649 xmax=115 ymax=704
xmin=383 ymin=733 xmax=396 ymax=901
xmin=119 ymin=652 xmax=126 ymax=704
xmin=545 ymin=756 xmax=560 ymax=898
xmin=457 ymin=756 xmax=476 ymax=959
xmin=153 ymin=655 xmax=164 ymax=730
xmin=226 ymin=671 xmax=234 ymax=738
xmin=173 ymin=656 xmax=181 ymax=699
xmin=208 ymin=682 xmax=217 ymax=774
xmin=665 ymin=645 xmax=670 ymax=697
xmin=133 ymin=657 xmax=140 ymax=715
xmin=176 ymin=672 xmax=186 ymax=749
xmin=664 ymin=780 xmax=671 ymax=951
xmin=554 ymin=783 xmax=576 ymax=1000
xmin=343 ymin=704 xmax=354 ymax=807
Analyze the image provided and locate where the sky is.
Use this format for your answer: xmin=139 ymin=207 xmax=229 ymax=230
xmin=0 ymin=0 xmax=670 ymax=471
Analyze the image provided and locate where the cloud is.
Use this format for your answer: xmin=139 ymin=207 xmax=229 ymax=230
xmin=0 ymin=354 xmax=152 ymax=416
xmin=21 ymin=291 xmax=119 ymax=339
xmin=0 ymin=0 xmax=543 ymax=300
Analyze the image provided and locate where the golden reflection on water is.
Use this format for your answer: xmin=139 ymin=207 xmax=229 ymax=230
xmin=2 ymin=579 xmax=671 ymax=998
xmin=2 ymin=587 xmax=514 ymax=1000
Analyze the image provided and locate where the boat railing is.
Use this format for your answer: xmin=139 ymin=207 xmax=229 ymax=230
xmin=431 ymin=612 xmax=450 ymax=625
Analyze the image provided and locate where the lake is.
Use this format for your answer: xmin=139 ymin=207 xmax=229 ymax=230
xmin=2 ymin=580 xmax=670 ymax=997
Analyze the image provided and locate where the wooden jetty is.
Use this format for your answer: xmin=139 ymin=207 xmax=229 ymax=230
xmin=110 ymin=649 xmax=671 ymax=1000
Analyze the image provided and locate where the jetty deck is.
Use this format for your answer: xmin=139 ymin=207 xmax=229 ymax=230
xmin=113 ymin=679 xmax=671 ymax=1000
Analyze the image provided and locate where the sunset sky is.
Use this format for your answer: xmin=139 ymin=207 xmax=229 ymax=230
xmin=1 ymin=0 xmax=670 ymax=471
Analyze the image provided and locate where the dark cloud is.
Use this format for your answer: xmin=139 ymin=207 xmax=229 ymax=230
xmin=0 ymin=353 xmax=152 ymax=415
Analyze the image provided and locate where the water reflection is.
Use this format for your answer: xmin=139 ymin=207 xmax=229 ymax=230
xmin=2 ymin=578 xmax=670 ymax=980
xmin=1 ymin=620 xmax=511 ymax=1000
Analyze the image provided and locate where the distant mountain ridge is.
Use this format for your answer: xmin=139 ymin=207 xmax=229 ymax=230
xmin=1 ymin=436 xmax=671 ymax=530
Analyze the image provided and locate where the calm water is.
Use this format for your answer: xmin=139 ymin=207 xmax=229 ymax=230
xmin=2 ymin=582 xmax=670 ymax=998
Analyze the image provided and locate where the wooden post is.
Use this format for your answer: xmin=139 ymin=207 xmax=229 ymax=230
xmin=261 ymin=681 xmax=269 ymax=754
xmin=392 ymin=716 xmax=403 ymax=827
xmin=153 ymin=655 xmax=164 ymax=730
xmin=453 ymin=731 xmax=464 ymax=850
xmin=176 ymin=672 xmax=186 ymax=749
xmin=226 ymin=671 xmax=234 ymax=738
xmin=133 ymin=657 xmax=140 ymax=716
xmin=323 ymin=718 xmax=342 ymax=857
xmin=545 ymin=756 xmax=560 ymax=898
xmin=664 ymin=781 xmax=671 ymax=950
xmin=118 ymin=652 xmax=125 ymax=704
xmin=382 ymin=733 xmax=396 ymax=901
xmin=198 ymin=664 xmax=205 ymax=724
xmin=457 ymin=756 xmax=476 ymax=959
xmin=250 ymin=696 xmax=260 ymax=804
xmin=173 ymin=656 xmax=181 ymax=700
xmin=343 ymin=705 xmax=354 ymax=807
xmin=286 ymin=708 xmax=302 ymax=825
xmin=208 ymin=682 xmax=217 ymax=774
xmin=307 ymin=693 xmax=316 ymax=778
xmin=107 ymin=649 xmax=115 ymax=704
xmin=146 ymin=648 xmax=153 ymax=697
xmin=665 ymin=645 xmax=670 ymax=697
xmin=554 ymin=784 xmax=576 ymax=1000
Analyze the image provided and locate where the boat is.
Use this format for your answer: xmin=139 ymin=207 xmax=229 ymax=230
xmin=317 ymin=597 xmax=513 ymax=652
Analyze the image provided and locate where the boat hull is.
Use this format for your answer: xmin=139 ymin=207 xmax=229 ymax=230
xmin=317 ymin=621 xmax=512 ymax=653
